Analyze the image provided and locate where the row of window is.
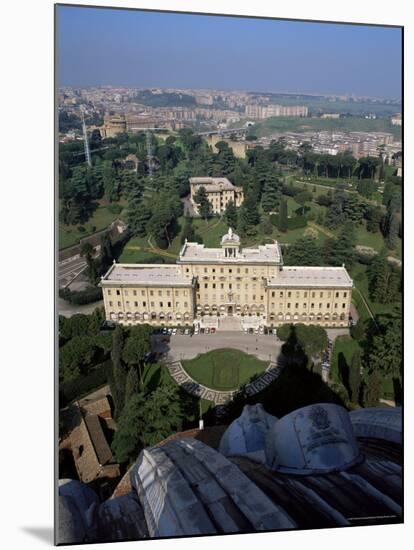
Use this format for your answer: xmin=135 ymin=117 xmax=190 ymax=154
xmin=185 ymin=266 xmax=273 ymax=276
xmin=109 ymin=301 xmax=189 ymax=309
xmin=270 ymin=290 xmax=348 ymax=299
xmin=107 ymin=289 xmax=188 ymax=297
xmin=270 ymin=302 xmax=347 ymax=310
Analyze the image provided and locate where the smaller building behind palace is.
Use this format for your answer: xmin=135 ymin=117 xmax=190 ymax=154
xmin=189 ymin=177 xmax=244 ymax=214
xmin=100 ymin=228 xmax=353 ymax=330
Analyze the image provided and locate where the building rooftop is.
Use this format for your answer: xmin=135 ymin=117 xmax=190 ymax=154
xmin=58 ymin=405 xmax=402 ymax=544
xmin=268 ymin=266 xmax=353 ymax=288
xmin=178 ymin=241 xmax=282 ymax=264
xmin=100 ymin=263 xmax=193 ymax=287
xmin=189 ymin=176 xmax=241 ymax=192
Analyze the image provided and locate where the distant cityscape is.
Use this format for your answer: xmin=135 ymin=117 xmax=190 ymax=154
xmin=59 ymin=86 xmax=402 ymax=173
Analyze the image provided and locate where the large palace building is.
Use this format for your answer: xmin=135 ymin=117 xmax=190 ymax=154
xmin=189 ymin=177 xmax=244 ymax=215
xmin=100 ymin=228 xmax=353 ymax=330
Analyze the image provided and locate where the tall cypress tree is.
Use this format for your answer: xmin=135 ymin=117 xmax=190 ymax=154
xmin=111 ymin=326 xmax=127 ymax=418
xmin=278 ymin=199 xmax=288 ymax=232
xmin=125 ymin=367 xmax=141 ymax=403
xmin=349 ymin=350 xmax=362 ymax=403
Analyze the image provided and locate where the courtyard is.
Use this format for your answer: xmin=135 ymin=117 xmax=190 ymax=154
xmin=181 ymin=348 xmax=268 ymax=391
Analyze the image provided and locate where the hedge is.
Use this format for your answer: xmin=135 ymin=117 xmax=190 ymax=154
xmin=287 ymin=216 xmax=307 ymax=230
xmin=60 ymin=361 xmax=110 ymax=406
xmin=59 ymin=286 xmax=103 ymax=305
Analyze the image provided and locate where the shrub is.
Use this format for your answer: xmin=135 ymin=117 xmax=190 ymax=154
xmin=107 ymin=203 xmax=123 ymax=215
xmin=287 ymin=216 xmax=307 ymax=230
xmin=59 ymin=286 xmax=103 ymax=305
xmin=60 ymin=362 xmax=110 ymax=406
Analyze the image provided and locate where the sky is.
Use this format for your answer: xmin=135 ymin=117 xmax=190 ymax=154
xmin=57 ymin=5 xmax=402 ymax=98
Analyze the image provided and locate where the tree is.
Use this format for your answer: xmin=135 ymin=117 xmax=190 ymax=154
xmin=294 ymin=190 xmax=312 ymax=216
xmin=367 ymin=251 xmax=401 ymax=304
xmin=366 ymin=314 xmax=402 ymax=382
xmin=349 ymin=350 xmax=362 ymax=403
xmin=111 ymin=383 xmax=185 ymax=464
xmin=324 ymin=223 xmax=356 ymax=269
xmin=278 ymin=199 xmax=288 ymax=232
xmin=386 ymin=212 xmax=400 ymax=249
xmin=261 ymin=176 xmax=282 ymax=213
xmin=111 ymin=326 xmax=127 ymax=417
xmin=59 ymin=336 xmax=97 ymax=383
xmin=125 ymin=367 xmax=141 ymax=402
xmin=224 ymin=200 xmax=238 ymax=229
xmin=122 ymin=326 xmax=152 ymax=386
xmin=363 ymin=370 xmax=382 ymax=407
xmin=194 ymin=186 xmax=212 ymax=220
xmin=80 ymin=242 xmax=98 ymax=285
xmin=284 ymin=237 xmax=322 ymax=266
xmin=100 ymin=232 xmax=113 ymax=273
xmin=128 ymin=201 xmax=152 ymax=237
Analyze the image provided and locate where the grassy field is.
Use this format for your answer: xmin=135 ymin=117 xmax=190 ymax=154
xmin=182 ymin=349 xmax=267 ymax=391
xmin=331 ymin=334 xmax=395 ymax=401
xmin=331 ymin=335 xmax=362 ymax=383
xmin=254 ymin=116 xmax=401 ymax=139
xmin=59 ymin=204 xmax=126 ymax=249
xmin=351 ymin=263 xmax=401 ymax=318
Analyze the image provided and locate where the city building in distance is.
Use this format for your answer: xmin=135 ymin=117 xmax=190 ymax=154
xmin=245 ymin=104 xmax=308 ymax=119
xmin=99 ymin=227 xmax=353 ymax=330
xmin=189 ymin=177 xmax=244 ymax=215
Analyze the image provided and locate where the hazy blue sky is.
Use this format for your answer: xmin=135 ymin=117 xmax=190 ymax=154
xmin=57 ymin=5 xmax=402 ymax=98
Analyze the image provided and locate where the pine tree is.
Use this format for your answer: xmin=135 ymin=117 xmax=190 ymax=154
xmin=194 ymin=186 xmax=212 ymax=220
xmin=278 ymin=199 xmax=288 ymax=232
xmin=261 ymin=176 xmax=282 ymax=213
xmin=386 ymin=213 xmax=399 ymax=249
xmin=224 ymin=200 xmax=238 ymax=229
xmin=367 ymin=252 xmax=389 ymax=303
xmin=349 ymin=351 xmax=362 ymax=403
xmin=125 ymin=367 xmax=141 ymax=402
xmin=111 ymin=326 xmax=127 ymax=418
xmin=364 ymin=370 xmax=382 ymax=407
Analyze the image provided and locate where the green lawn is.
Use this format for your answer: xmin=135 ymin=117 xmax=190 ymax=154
xmin=350 ymin=263 xmax=401 ymax=318
xmin=182 ymin=348 xmax=268 ymax=391
xmin=254 ymin=116 xmax=401 ymax=139
xmin=353 ymin=223 xmax=387 ymax=252
xmin=59 ymin=204 xmax=126 ymax=249
xmin=331 ymin=335 xmax=362 ymax=384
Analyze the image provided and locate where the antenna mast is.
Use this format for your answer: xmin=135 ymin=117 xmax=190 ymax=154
xmin=81 ymin=106 xmax=91 ymax=167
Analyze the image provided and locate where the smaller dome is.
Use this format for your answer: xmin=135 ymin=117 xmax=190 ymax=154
xmin=221 ymin=227 xmax=240 ymax=245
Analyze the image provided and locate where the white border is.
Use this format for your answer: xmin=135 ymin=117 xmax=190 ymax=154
xmin=1 ymin=1 xmax=412 ymax=548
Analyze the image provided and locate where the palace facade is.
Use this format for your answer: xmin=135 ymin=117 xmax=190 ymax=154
xmin=189 ymin=177 xmax=244 ymax=215
xmin=100 ymin=228 xmax=353 ymax=330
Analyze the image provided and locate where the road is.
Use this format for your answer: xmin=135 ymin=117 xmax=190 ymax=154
xmin=58 ymin=256 xmax=87 ymax=288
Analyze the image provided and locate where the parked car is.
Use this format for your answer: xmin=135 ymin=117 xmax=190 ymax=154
xmin=200 ymin=328 xmax=205 ymax=334
xmin=205 ymin=327 xmax=210 ymax=334
xmin=211 ymin=327 xmax=216 ymax=334
xmin=244 ymin=327 xmax=249 ymax=333
xmin=194 ymin=328 xmax=199 ymax=335
xmin=162 ymin=327 xmax=168 ymax=335
xmin=172 ymin=328 xmax=177 ymax=335
xmin=272 ymin=328 xmax=278 ymax=336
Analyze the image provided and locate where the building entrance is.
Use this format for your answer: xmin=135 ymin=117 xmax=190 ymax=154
xmin=227 ymin=306 xmax=233 ymax=316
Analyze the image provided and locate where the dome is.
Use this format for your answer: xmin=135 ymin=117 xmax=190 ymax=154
xmin=265 ymin=403 xmax=361 ymax=474
xmin=220 ymin=227 xmax=240 ymax=245
xmin=219 ymin=404 xmax=278 ymax=462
